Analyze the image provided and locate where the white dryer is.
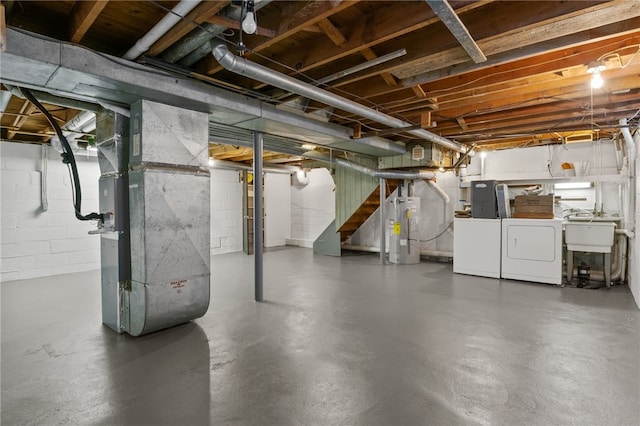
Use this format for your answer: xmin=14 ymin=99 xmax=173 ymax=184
xmin=501 ymin=218 xmax=563 ymax=285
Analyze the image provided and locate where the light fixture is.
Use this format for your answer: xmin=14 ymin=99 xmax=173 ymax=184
xmin=208 ymin=158 xmax=215 ymax=167
xmin=439 ymin=166 xmax=445 ymax=172
xmin=554 ymin=182 xmax=593 ymax=189
xmin=242 ymin=0 xmax=257 ymax=35
xmin=300 ymin=143 xmax=316 ymax=151
xmin=587 ymin=60 xmax=606 ymax=89
xmin=480 ymin=151 xmax=487 ymax=159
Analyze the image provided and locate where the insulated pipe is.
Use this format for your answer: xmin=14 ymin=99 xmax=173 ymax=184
xmin=163 ymin=0 xmax=274 ymax=64
xmin=123 ymin=0 xmax=202 ymax=60
xmin=427 ymin=180 xmax=452 ymax=233
xmin=620 ymin=118 xmax=637 ymax=238
xmin=427 ymin=180 xmax=450 ymax=204
xmin=0 ymin=90 xmax=12 ymax=120
xmin=212 ymin=43 xmax=470 ymax=154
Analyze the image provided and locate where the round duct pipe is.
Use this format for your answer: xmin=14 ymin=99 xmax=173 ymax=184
xmin=212 ymin=43 xmax=471 ymax=155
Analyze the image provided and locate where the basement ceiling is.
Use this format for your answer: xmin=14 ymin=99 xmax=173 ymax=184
xmin=1 ymin=0 xmax=640 ymax=164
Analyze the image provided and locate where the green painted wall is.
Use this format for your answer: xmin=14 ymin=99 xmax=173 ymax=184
xmin=334 ymin=156 xmax=379 ymax=230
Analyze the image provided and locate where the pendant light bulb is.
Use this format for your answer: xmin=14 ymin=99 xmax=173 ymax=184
xmin=591 ymin=72 xmax=604 ymax=89
xmin=242 ymin=11 xmax=257 ymax=35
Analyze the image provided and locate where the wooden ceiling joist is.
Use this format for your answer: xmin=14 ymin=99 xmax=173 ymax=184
xmin=147 ymin=1 xmax=229 ymax=57
xmin=68 ymin=0 xmax=109 ymax=43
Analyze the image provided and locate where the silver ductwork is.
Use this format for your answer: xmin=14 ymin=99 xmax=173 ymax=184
xmin=126 ymin=100 xmax=210 ymax=336
xmin=212 ymin=43 xmax=471 ymax=155
xmin=304 ymin=151 xmax=436 ymax=180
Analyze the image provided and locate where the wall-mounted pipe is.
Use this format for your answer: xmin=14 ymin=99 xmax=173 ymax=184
xmin=620 ymin=118 xmax=637 ymax=239
xmin=212 ymin=43 xmax=470 ymax=155
xmin=123 ymin=0 xmax=202 ymax=60
xmin=427 ymin=180 xmax=452 ymax=234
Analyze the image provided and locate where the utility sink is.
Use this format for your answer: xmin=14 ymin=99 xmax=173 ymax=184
xmin=564 ymin=222 xmax=616 ymax=253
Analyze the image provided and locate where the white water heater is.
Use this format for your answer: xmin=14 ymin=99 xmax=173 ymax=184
xmin=388 ymin=196 xmax=420 ymax=264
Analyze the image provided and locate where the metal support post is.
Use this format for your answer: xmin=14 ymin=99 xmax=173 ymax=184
xmin=380 ymin=177 xmax=386 ymax=264
xmin=254 ymin=132 xmax=264 ymax=301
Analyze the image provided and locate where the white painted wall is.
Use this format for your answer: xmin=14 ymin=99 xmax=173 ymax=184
xmin=1 ymin=142 xmax=101 ymax=282
xmin=347 ymin=172 xmax=456 ymax=254
xmin=210 ymin=169 xmax=243 ymax=255
xmin=264 ymin=172 xmax=291 ymax=247
xmin=288 ymin=168 xmax=335 ymax=248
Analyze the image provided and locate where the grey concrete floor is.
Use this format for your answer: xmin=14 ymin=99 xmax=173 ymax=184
xmin=2 ymin=247 xmax=639 ymax=425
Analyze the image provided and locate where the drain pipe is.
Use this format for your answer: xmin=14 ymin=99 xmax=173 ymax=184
xmin=123 ymin=0 xmax=202 ymax=60
xmin=427 ymin=180 xmax=452 ymax=234
xmin=620 ymin=118 xmax=636 ymax=239
xmin=212 ymin=43 xmax=471 ymax=155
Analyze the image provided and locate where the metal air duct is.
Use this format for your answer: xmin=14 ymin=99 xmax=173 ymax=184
xmin=304 ymin=151 xmax=435 ymax=180
xmin=211 ymin=43 xmax=471 ymax=155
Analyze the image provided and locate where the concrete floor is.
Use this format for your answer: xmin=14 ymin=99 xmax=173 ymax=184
xmin=2 ymin=247 xmax=639 ymax=425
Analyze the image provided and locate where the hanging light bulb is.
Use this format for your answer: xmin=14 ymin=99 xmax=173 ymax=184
xmin=587 ymin=60 xmax=606 ymax=89
xmin=591 ymin=72 xmax=604 ymax=89
xmin=242 ymin=1 xmax=257 ymax=35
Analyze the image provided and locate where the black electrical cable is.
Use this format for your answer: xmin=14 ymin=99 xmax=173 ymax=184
xmin=20 ymin=88 xmax=103 ymax=222
xmin=409 ymin=221 xmax=454 ymax=243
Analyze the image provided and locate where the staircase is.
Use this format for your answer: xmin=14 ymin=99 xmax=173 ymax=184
xmin=338 ymin=179 xmax=400 ymax=242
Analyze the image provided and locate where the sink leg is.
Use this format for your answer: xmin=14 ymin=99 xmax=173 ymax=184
xmin=566 ymin=250 xmax=574 ymax=283
xmin=604 ymin=252 xmax=611 ymax=288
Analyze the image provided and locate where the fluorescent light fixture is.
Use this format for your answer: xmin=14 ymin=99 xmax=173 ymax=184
xmin=300 ymin=143 xmax=316 ymax=151
xmin=554 ymin=182 xmax=592 ymax=189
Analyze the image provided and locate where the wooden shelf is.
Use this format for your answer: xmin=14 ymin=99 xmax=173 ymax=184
xmin=465 ymin=173 xmax=626 ymax=185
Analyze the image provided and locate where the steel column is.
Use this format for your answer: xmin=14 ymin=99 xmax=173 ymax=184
xmin=254 ymin=132 xmax=264 ymax=301
xmin=380 ymin=178 xmax=386 ymax=265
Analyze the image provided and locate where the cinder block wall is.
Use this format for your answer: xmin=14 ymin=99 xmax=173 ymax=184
xmin=209 ymin=169 xmax=242 ymax=255
xmin=1 ymin=142 xmax=100 ymax=282
xmin=288 ymin=168 xmax=335 ymax=248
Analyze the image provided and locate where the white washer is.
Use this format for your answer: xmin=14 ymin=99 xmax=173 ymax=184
xmin=453 ymin=218 xmax=502 ymax=278
xmin=501 ymin=218 xmax=563 ymax=285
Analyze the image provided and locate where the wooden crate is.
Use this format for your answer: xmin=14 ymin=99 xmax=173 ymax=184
xmin=514 ymin=195 xmax=554 ymax=218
